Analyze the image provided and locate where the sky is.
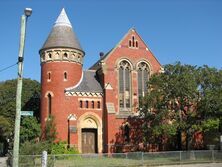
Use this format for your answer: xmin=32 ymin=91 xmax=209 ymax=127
xmin=0 ymin=0 xmax=221 ymax=82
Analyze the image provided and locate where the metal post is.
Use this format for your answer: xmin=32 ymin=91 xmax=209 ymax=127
xmin=212 ymin=150 xmax=215 ymax=162
xmin=220 ymin=135 xmax=222 ymax=151
xmin=125 ymin=153 xmax=128 ymax=167
xmin=12 ymin=8 xmax=32 ymax=167
xmin=41 ymin=151 xmax=48 ymax=167
xmin=141 ymin=152 xmax=144 ymax=166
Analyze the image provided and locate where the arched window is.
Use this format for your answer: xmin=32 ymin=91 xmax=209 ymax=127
xmin=48 ymin=53 xmax=52 ymax=59
xmin=85 ymin=100 xmax=89 ymax=108
xmin=129 ymin=40 xmax=132 ymax=47
xmin=119 ymin=60 xmax=131 ymax=110
xmin=64 ymin=52 xmax=68 ymax=59
xmin=64 ymin=72 xmax=67 ymax=81
xmin=47 ymin=93 xmax=52 ymax=116
xmin=80 ymin=100 xmax=83 ymax=108
xmin=137 ymin=62 xmax=150 ymax=98
xmin=132 ymin=36 xmax=135 ymax=47
xmin=135 ymin=41 xmax=138 ymax=48
xmin=48 ymin=72 xmax=51 ymax=81
xmin=92 ymin=101 xmax=94 ymax=109
xmin=97 ymin=101 xmax=100 ymax=109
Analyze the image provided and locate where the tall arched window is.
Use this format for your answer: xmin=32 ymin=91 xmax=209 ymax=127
xmin=137 ymin=62 xmax=150 ymax=98
xmin=119 ymin=60 xmax=131 ymax=110
xmin=47 ymin=93 xmax=52 ymax=116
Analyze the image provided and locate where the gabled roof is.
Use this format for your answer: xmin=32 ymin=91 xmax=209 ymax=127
xmin=65 ymin=70 xmax=103 ymax=93
xmin=40 ymin=8 xmax=83 ymax=52
xmin=89 ymin=28 xmax=161 ymax=70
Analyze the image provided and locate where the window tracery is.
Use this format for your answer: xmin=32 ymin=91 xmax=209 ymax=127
xmin=118 ymin=60 xmax=132 ymax=110
xmin=137 ymin=62 xmax=150 ymax=98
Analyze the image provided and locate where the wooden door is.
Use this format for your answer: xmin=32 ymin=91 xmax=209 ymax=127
xmin=81 ymin=129 xmax=97 ymax=153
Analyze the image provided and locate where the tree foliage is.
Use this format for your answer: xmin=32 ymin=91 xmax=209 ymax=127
xmin=140 ymin=62 xmax=222 ymax=150
xmin=20 ymin=117 xmax=41 ymax=143
xmin=0 ymin=78 xmax=40 ymax=124
xmin=45 ymin=116 xmax=57 ymax=143
xmin=0 ymin=116 xmax=11 ymax=141
xmin=0 ymin=78 xmax=41 ymax=150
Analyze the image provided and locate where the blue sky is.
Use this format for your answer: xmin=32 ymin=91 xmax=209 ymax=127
xmin=0 ymin=0 xmax=221 ymax=82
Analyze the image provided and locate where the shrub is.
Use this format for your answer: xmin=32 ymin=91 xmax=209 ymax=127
xmin=51 ymin=141 xmax=78 ymax=154
xmin=20 ymin=141 xmax=52 ymax=155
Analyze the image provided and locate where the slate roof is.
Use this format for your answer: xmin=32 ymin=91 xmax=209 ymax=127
xmin=40 ymin=8 xmax=83 ymax=52
xmin=65 ymin=70 xmax=103 ymax=93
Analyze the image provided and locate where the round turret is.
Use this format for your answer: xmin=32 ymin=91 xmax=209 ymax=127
xmin=40 ymin=8 xmax=84 ymax=139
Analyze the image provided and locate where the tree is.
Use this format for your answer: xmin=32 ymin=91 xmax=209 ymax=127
xmin=0 ymin=78 xmax=40 ymax=124
xmin=140 ymin=62 xmax=222 ymax=150
xmin=45 ymin=116 xmax=57 ymax=143
xmin=197 ymin=66 xmax=222 ymax=146
xmin=20 ymin=117 xmax=41 ymax=143
xmin=0 ymin=116 xmax=12 ymax=155
xmin=0 ymin=78 xmax=40 ymax=151
xmin=0 ymin=116 xmax=12 ymax=140
xmin=141 ymin=63 xmax=200 ymax=150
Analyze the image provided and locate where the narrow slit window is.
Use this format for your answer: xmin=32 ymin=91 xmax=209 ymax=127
xmin=92 ymin=101 xmax=94 ymax=109
xmin=135 ymin=41 xmax=138 ymax=48
xmin=48 ymin=53 xmax=52 ymax=59
xmin=47 ymin=93 xmax=52 ymax=116
xmin=85 ymin=100 xmax=89 ymax=108
xmin=97 ymin=101 xmax=100 ymax=109
xmin=129 ymin=40 xmax=132 ymax=47
xmin=80 ymin=100 xmax=83 ymax=108
xmin=132 ymin=36 xmax=135 ymax=47
xmin=48 ymin=72 xmax=51 ymax=81
xmin=64 ymin=72 xmax=67 ymax=80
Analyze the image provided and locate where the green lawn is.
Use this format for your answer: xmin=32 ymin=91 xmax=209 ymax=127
xmin=18 ymin=151 xmax=222 ymax=167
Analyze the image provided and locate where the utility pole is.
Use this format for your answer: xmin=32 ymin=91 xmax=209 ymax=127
xmin=12 ymin=8 xmax=32 ymax=167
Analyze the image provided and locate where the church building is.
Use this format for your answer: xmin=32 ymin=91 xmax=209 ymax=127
xmin=40 ymin=9 xmax=162 ymax=153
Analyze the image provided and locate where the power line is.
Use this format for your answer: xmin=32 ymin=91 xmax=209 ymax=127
xmin=0 ymin=62 xmax=18 ymax=73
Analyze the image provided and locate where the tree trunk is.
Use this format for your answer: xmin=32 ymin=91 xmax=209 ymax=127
xmin=177 ymin=130 xmax=182 ymax=150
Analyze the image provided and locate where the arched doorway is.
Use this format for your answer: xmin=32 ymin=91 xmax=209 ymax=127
xmin=77 ymin=112 xmax=102 ymax=153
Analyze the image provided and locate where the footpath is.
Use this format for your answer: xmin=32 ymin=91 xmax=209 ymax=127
xmin=0 ymin=157 xmax=7 ymax=167
xmin=160 ymin=163 xmax=222 ymax=167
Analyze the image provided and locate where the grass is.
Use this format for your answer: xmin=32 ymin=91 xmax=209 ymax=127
xmin=18 ymin=151 xmax=222 ymax=167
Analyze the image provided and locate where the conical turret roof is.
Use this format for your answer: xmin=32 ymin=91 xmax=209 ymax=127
xmin=40 ymin=8 xmax=83 ymax=52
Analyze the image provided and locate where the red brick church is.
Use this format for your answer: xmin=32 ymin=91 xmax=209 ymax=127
xmin=40 ymin=8 xmax=162 ymax=153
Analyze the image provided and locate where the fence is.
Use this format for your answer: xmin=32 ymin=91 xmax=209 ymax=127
xmin=9 ymin=150 xmax=222 ymax=167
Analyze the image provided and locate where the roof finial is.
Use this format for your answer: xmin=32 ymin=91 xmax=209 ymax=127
xmin=54 ymin=8 xmax=72 ymax=28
